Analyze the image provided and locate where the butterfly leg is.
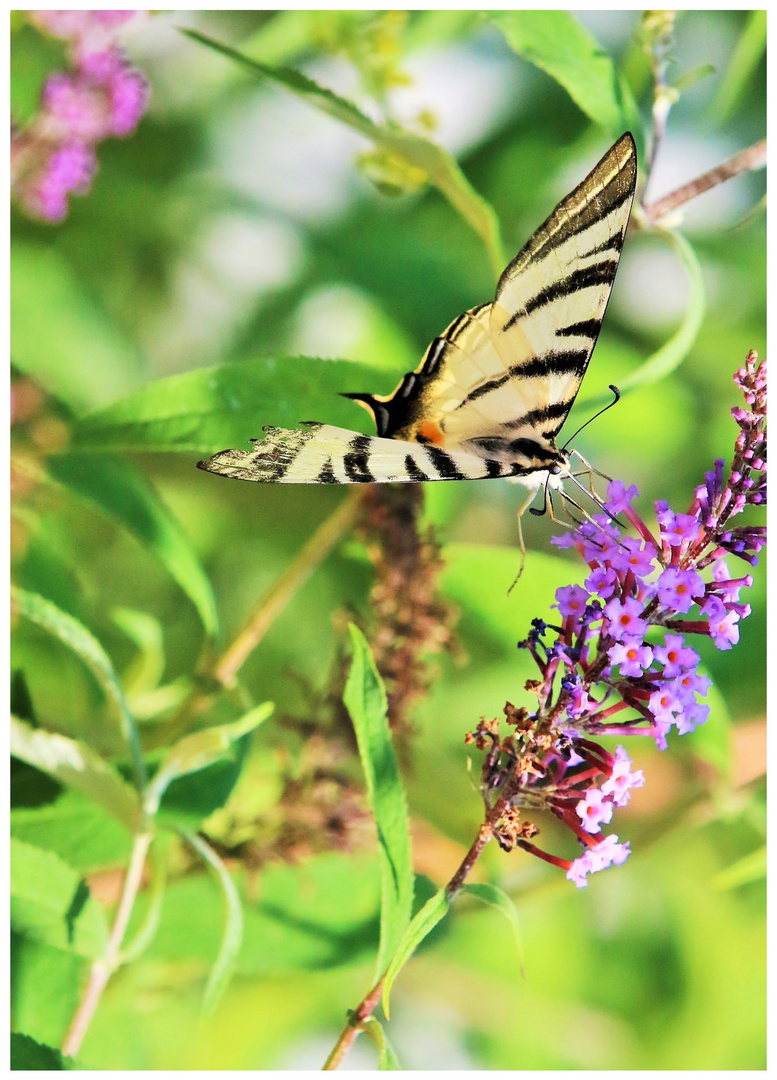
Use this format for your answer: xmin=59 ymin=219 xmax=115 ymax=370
xmin=507 ymin=481 xmax=547 ymax=593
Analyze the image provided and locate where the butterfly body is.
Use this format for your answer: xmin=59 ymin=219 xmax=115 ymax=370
xmin=198 ymin=134 xmax=637 ymax=490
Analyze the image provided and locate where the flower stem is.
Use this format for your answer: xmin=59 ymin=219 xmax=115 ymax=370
xmin=322 ymin=788 xmax=513 ymax=1069
xmin=644 ymin=139 xmax=766 ymax=225
xmin=62 ymin=830 xmax=153 ymax=1058
xmin=214 ymin=490 xmax=363 ymax=688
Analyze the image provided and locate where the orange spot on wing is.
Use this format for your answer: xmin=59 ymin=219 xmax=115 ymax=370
xmin=417 ymin=420 xmax=445 ymax=446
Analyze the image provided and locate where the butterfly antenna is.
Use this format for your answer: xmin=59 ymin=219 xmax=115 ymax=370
xmin=561 ymin=385 xmax=621 ymax=451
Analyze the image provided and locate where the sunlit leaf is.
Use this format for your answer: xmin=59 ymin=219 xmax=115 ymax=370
xmin=490 ymin=11 xmax=642 ymax=145
xmin=11 ymin=717 xmax=142 ymax=833
xmin=72 ymin=356 xmax=388 ymax=454
xmin=11 ymin=588 xmax=146 ymax=791
xmin=48 ymin=453 xmax=219 ymax=638
xmin=381 ymin=886 xmax=449 ymax=1019
xmin=11 ymin=837 xmax=108 ymax=959
xmin=712 ymin=845 xmax=766 ymax=890
xmin=145 ymin=703 xmax=273 ymax=816
xmin=179 ymin=828 xmax=243 ymax=1014
xmin=344 ymin=625 xmax=413 ymax=976
xmin=362 ymin=1018 xmax=402 ymax=1070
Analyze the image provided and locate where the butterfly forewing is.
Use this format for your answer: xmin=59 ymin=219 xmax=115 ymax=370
xmin=198 ymin=134 xmax=637 ymax=486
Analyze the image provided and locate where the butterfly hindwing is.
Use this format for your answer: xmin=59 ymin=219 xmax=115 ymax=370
xmin=197 ymin=423 xmax=552 ymax=484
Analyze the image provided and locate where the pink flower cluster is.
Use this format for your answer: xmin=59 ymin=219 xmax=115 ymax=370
xmin=12 ymin=11 xmax=148 ymax=222
xmin=468 ymin=351 xmax=766 ymax=889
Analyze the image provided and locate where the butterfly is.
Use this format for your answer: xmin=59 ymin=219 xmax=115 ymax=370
xmin=198 ymin=133 xmax=637 ymax=516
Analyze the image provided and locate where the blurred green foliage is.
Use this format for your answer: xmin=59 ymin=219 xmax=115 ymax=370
xmin=11 ymin=10 xmax=764 ymax=1070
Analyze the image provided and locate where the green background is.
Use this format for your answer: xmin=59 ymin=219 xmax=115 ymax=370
xmin=11 ymin=10 xmax=765 ymax=1070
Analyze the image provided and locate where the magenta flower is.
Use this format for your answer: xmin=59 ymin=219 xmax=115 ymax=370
xmin=603 ymin=596 xmax=649 ymax=642
xmin=702 ymin=595 xmax=741 ymax=650
xmin=653 ymin=634 xmax=699 ymax=677
xmin=608 ymin=637 xmax=653 ymax=677
xmin=605 ymin=480 xmax=639 ymax=515
xmin=656 ymin=566 xmax=705 ymax=613
xmin=468 ymin=352 xmax=765 ymax=888
xmin=601 ymin=747 xmax=644 ymax=807
xmin=609 ymin=536 xmax=659 ymax=578
xmin=585 ymin=565 xmax=618 ymax=599
xmin=12 ymin=11 xmax=149 ymax=223
xmin=576 ymin=789 xmax=614 ymax=834
xmin=554 ymin=584 xmax=590 ymax=620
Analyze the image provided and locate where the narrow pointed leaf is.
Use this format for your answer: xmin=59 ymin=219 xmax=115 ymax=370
xmin=144 ymin=703 xmax=273 ymax=815
xmin=381 ymin=886 xmax=449 ymax=1019
xmin=344 ymin=625 xmax=413 ymax=976
xmin=182 ymin=29 xmax=504 ymax=273
xmin=179 ymin=828 xmax=243 ymax=1014
xmin=362 ymin=1018 xmax=402 ymax=1070
xmin=11 ymin=716 xmax=142 ymax=832
xmin=490 ymin=11 xmax=642 ymax=145
xmin=12 ymin=587 xmax=145 ymax=790
xmin=72 ymin=356 xmax=388 ymax=454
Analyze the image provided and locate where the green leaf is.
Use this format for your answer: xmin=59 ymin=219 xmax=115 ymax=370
xmin=112 ymin=608 xmax=166 ymax=698
xmin=490 ymin=11 xmax=642 ymax=145
xmin=381 ymin=886 xmax=449 ymax=1019
xmin=11 ymin=243 xmax=143 ymax=415
xmin=178 ymin=828 xmax=243 ymax=1013
xmin=708 ymin=10 xmax=766 ymax=125
xmin=182 ymin=29 xmax=504 ymax=274
xmin=362 ymin=1018 xmax=402 ymax=1070
xmin=580 ymin=231 xmax=705 ymax=409
xmin=127 ymin=851 xmax=380 ymax=974
xmin=145 ymin=703 xmax=273 ymax=816
xmin=47 ymin=452 xmax=219 ymax=638
xmin=11 ymin=587 xmax=146 ymax=791
xmin=11 ymin=1031 xmax=74 ymax=1070
xmin=72 ymin=356 xmax=389 ymax=455
xmin=459 ymin=882 xmax=524 ymax=972
xmin=11 ymin=838 xmax=108 ymax=959
xmin=712 ymin=845 xmax=766 ymax=891
xmin=11 ymin=717 xmax=142 ymax=834
xmin=11 ymin=789 xmax=134 ymax=871
xmin=344 ymin=625 xmax=413 ymax=976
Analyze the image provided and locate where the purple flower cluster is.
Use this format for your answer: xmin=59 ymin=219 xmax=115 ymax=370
xmin=467 ymin=352 xmax=766 ymax=888
xmin=12 ymin=11 xmax=148 ymax=222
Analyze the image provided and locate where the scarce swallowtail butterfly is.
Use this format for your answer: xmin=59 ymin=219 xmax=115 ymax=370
xmin=198 ymin=133 xmax=637 ymax=513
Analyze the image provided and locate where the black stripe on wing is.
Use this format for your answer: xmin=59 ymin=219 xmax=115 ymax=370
xmin=461 ymin=348 xmax=590 ymax=406
xmin=503 ymin=260 xmax=619 ymax=331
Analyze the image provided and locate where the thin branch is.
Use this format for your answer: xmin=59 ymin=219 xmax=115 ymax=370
xmin=214 ymin=490 xmax=364 ymax=688
xmin=62 ymin=831 xmax=153 ymax=1058
xmin=643 ymin=139 xmax=766 ymax=225
xmin=322 ymin=785 xmax=514 ymax=1068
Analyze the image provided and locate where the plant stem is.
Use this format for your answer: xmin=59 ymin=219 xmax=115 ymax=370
xmin=644 ymin=139 xmax=766 ymax=224
xmin=214 ymin=490 xmax=363 ymax=688
xmin=322 ymin=787 xmax=513 ymax=1068
xmin=162 ymin=491 xmax=364 ymax=743
xmin=62 ymin=831 xmax=152 ymax=1058
xmin=322 ymin=978 xmax=385 ymax=1070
